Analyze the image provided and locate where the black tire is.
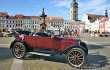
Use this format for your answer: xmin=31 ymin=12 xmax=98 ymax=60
xmin=66 ymin=48 xmax=87 ymax=68
xmin=12 ymin=42 xmax=26 ymax=59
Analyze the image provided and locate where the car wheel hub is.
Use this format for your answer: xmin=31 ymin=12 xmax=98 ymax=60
xmin=68 ymin=50 xmax=84 ymax=67
xmin=13 ymin=44 xmax=24 ymax=58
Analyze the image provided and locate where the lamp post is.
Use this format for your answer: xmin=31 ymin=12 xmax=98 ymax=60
xmin=39 ymin=7 xmax=47 ymax=32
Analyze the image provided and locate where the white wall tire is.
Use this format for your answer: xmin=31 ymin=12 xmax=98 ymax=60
xmin=12 ymin=42 xmax=26 ymax=59
xmin=66 ymin=48 xmax=87 ymax=68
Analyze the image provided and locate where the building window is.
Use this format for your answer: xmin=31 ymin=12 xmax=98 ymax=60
xmin=74 ymin=11 xmax=76 ymax=13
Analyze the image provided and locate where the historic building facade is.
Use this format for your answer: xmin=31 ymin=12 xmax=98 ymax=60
xmin=15 ymin=14 xmax=24 ymax=30
xmin=0 ymin=0 xmax=85 ymax=33
xmin=31 ymin=16 xmax=40 ymax=32
xmin=6 ymin=16 xmax=15 ymax=30
xmin=0 ymin=12 xmax=7 ymax=31
xmin=82 ymin=10 xmax=109 ymax=32
xmin=22 ymin=16 xmax=32 ymax=31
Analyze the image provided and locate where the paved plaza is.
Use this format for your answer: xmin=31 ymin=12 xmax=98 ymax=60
xmin=0 ymin=33 xmax=110 ymax=70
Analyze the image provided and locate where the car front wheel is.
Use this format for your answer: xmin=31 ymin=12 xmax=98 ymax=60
xmin=66 ymin=48 xmax=87 ymax=68
xmin=12 ymin=42 xmax=26 ymax=59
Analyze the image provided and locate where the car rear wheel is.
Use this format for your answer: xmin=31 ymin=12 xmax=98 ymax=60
xmin=12 ymin=42 xmax=26 ymax=59
xmin=66 ymin=48 xmax=87 ymax=68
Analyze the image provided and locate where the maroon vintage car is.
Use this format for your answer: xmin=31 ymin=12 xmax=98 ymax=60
xmin=10 ymin=32 xmax=88 ymax=68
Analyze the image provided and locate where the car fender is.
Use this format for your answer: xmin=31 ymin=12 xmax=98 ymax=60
xmin=10 ymin=40 xmax=33 ymax=52
xmin=10 ymin=40 xmax=24 ymax=49
xmin=60 ymin=44 xmax=87 ymax=55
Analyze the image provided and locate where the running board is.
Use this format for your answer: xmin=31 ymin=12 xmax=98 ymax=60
xmin=29 ymin=52 xmax=51 ymax=56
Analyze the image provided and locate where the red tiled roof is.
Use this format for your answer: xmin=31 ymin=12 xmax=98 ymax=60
xmin=31 ymin=16 xmax=39 ymax=18
xmin=100 ymin=18 xmax=109 ymax=23
xmin=45 ymin=17 xmax=64 ymax=22
xmin=45 ymin=17 xmax=51 ymax=22
xmin=0 ymin=12 xmax=8 ymax=16
xmin=15 ymin=14 xmax=24 ymax=18
xmin=24 ymin=16 xmax=31 ymax=19
xmin=51 ymin=17 xmax=64 ymax=21
xmin=8 ymin=16 xmax=15 ymax=18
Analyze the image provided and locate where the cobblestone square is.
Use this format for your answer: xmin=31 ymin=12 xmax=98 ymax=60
xmin=0 ymin=34 xmax=110 ymax=70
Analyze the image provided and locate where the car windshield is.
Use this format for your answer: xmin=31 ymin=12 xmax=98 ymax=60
xmin=16 ymin=30 xmax=31 ymax=35
xmin=35 ymin=32 xmax=50 ymax=37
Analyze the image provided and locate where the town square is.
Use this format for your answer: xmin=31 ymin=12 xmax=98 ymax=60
xmin=0 ymin=0 xmax=110 ymax=70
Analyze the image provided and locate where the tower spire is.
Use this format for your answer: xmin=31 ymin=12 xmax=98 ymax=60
xmin=105 ymin=9 xmax=108 ymax=18
xmin=42 ymin=6 xmax=45 ymax=15
xmin=73 ymin=0 xmax=76 ymax=3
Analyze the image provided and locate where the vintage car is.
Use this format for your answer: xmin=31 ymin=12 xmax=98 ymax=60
xmin=10 ymin=32 xmax=88 ymax=68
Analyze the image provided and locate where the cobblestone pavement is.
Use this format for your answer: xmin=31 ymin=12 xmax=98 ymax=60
xmin=79 ymin=33 xmax=110 ymax=46
xmin=0 ymin=35 xmax=110 ymax=70
xmin=22 ymin=45 xmax=110 ymax=70
xmin=23 ymin=34 xmax=110 ymax=70
xmin=0 ymin=37 xmax=14 ymax=70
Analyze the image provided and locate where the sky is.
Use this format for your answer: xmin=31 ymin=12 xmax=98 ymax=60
xmin=0 ymin=0 xmax=110 ymax=20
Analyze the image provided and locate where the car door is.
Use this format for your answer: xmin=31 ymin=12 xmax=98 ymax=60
xmin=39 ymin=37 xmax=61 ymax=50
xmin=24 ymin=35 xmax=37 ymax=48
xmin=39 ymin=37 xmax=54 ymax=50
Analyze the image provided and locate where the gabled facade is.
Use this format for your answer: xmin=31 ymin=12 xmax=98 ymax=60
xmin=6 ymin=16 xmax=15 ymax=29
xmin=99 ymin=18 xmax=109 ymax=33
xmin=82 ymin=10 xmax=109 ymax=32
xmin=0 ymin=12 xmax=7 ymax=31
xmin=31 ymin=16 xmax=39 ymax=32
xmin=15 ymin=14 xmax=24 ymax=30
xmin=23 ymin=16 xmax=32 ymax=31
xmin=82 ymin=13 xmax=105 ymax=32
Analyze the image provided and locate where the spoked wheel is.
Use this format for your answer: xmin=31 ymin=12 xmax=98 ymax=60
xmin=12 ymin=42 xmax=26 ymax=59
xmin=66 ymin=48 xmax=87 ymax=68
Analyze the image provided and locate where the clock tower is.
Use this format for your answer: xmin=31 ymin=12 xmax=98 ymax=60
xmin=70 ymin=0 xmax=78 ymax=21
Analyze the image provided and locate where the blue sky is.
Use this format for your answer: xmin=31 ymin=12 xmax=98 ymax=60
xmin=0 ymin=0 xmax=110 ymax=20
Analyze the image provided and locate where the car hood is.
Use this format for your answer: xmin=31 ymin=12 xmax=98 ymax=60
xmin=56 ymin=36 xmax=79 ymax=41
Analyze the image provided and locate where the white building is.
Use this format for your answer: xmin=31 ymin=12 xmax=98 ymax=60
xmin=106 ymin=18 xmax=110 ymax=32
xmin=45 ymin=17 xmax=64 ymax=34
xmin=6 ymin=16 xmax=15 ymax=30
xmin=0 ymin=12 xmax=7 ymax=31
xmin=99 ymin=18 xmax=109 ymax=33
xmin=82 ymin=13 xmax=105 ymax=32
xmin=91 ymin=19 xmax=100 ymax=32
xmin=31 ymin=16 xmax=40 ymax=32
xmin=64 ymin=20 xmax=72 ymax=31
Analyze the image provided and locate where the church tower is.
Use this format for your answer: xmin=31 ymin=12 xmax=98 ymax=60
xmin=70 ymin=0 xmax=78 ymax=21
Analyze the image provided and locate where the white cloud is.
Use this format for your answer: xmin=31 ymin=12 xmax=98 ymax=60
xmin=50 ymin=0 xmax=110 ymax=19
xmin=36 ymin=6 xmax=40 ymax=8
xmin=79 ymin=0 xmax=109 ymax=14
xmin=50 ymin=0 xmax=71 ymax=8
